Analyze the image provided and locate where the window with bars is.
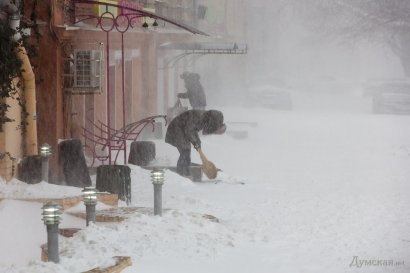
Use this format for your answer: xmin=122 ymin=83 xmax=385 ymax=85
xmin=73 ymin=50 xmax=101 ymax=88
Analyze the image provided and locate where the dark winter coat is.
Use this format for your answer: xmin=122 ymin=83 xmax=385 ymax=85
xmin=165 ymin=110 xmax=225 ymax=149
xmin=179 ymin=73 xmax=206 ymax=109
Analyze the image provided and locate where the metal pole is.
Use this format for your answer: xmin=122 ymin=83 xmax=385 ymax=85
xmin=85 ymin=204 xmax=96 ymax=226
xmin=106 ymin=31 xmax=112 ymax=165
xmin=151 ymin=168 xmax=165 ymax=216
xmin=153 ymin=183 xmax=163 ymax=216
xmin=121 ymin=32 xmax=127 ymax=165
xmin=47 ymin=223 xmax=59 ymax=263
xmin=41 ymin=156 xmax=49 ymax=182
xmin=82 ymin=187 xmax=97 ymax=226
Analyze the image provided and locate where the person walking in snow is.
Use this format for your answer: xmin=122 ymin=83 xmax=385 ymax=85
xmin=178 ymin=72 xmax=207 ymax=110
xmin=165 ymin=109 xmax=226 ymax=176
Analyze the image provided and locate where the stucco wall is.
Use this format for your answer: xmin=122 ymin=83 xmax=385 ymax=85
xmin=0 ymin=81 xmax=23 ymax=181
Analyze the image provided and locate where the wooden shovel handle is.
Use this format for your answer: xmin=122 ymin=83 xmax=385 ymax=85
xmin=197 ymin=148 xmax=208 ymax=163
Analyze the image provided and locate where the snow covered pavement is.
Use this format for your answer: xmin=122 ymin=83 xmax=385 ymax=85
xmin=0 ymin=103 xmax=409 ymax=273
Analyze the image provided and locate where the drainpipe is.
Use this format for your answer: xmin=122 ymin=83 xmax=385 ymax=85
xmin=17 ymin=46 xmax=38 ymax=156
xmin=2 ymin=0 xmax=38 ymax=155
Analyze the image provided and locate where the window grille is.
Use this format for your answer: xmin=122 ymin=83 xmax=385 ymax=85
xmin=74 ymin=50 xmax=101 ymax=88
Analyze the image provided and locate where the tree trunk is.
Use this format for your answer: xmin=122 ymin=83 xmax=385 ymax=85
xmin=58 ymin=139 xmax=91 ymax=187
xmin=128 ymin=141 xmax=155 ymax=166
xmin=389 ymin=33 xmax=410 ymax=77
xmin=400 ymin=54 xmax=410 ymax=77
xmin=17 ymin=155 xmax=42 ymax=184
xmin=96 ymin=165 xmax=131 ymax=204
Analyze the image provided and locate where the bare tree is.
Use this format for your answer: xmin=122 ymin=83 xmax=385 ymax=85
xmin=293 ymin=0 xmax=410 ymax=76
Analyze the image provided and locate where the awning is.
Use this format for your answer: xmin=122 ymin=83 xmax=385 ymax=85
xmin=160 ymin=42 xmax=247 ymax=54
xmin=159 ymin=41 xmax=247 ymax=68
xmin=73 ymin=0 xmax=209 ymax=36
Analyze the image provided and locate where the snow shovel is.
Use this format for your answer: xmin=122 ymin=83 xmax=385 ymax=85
xmin=197 ymin=148 xmax=218 ymax=179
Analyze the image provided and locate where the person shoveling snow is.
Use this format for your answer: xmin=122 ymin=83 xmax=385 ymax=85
xmin=165 ymin=109 xmax=226 ymax=178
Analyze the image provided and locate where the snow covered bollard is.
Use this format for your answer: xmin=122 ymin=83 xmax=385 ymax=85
xmin=40 ymin=143 xmax=51 ymax=182
xmin=151 ymin=168 xmax=165 ymax=216
xmin=82 ymin=187 xmax=97 ymax=226
xmin=41 ymin=202 xmax=62 ymax=263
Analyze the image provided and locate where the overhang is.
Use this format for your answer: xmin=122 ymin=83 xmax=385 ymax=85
xmin=159 ymin=41 xmax=247 ymax=68
xmin=73 ymin=0 xmax=209 ymax=36
xmin=160 ymin=41 xmax=247 ymax=54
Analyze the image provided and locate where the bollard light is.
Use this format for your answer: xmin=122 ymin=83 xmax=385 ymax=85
xmin=40 ymin=143 xmax=52 ymax=157
xmin=82 ymin=187 xmax=97 ymax=205
xmin=42 ymin=202 xmax=62 ymax=225
xmin=82 ymin=186 xmax=97 ymax=226
xmin=151 ymin=168 xmax=165 ymax=185
xmin=40 ymin=143 xmax=52 ymax=182
xmin=151 ymin=168 xmax=165 ymax=216
xmin=41 ymin=201 xmax=61 ymax=263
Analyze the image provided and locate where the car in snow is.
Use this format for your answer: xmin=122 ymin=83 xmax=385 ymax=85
xmin=362 ymin=78 xmax=410 ymax=96
xmin=371 ymin=82 xmax=410 ymax=114
xmin=247 ymin=85 xmax=293 ymax=110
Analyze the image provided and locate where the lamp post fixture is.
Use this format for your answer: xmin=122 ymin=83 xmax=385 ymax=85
xmin=151 ymin=168 xmax=165 ymax=216
xmin=40 ymin=143 xmax=52 ymax=182
xmin=41 ymin=201 xmax=62 ymax=263
xmin=82 ymin=187 xmax=97 ymax=226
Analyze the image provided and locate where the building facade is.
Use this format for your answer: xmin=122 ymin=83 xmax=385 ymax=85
xmin=0 ymin=0 xmax=246 ymax=181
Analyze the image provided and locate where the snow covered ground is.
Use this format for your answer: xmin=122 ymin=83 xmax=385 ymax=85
xmin=0 ymin=92 xmax=409 ymax=273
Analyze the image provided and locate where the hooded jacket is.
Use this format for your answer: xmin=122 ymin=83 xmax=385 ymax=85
xmin=180 ymin=72 xmax=206 ymax=109
xmin=165 ymin=110 xmax=224 ymax=148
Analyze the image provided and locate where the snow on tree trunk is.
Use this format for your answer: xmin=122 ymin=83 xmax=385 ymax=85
xmin=17 ymin=155 xmax=42 ymax=184
xmin=128 ymin=141 xmax=156 ymax=166
xmin=96 ymin=165 xmax=131 ymax=204
xmin=58 ymin=139 xmax=91 ymax=187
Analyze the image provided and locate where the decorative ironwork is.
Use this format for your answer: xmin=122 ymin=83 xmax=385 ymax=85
xmin=159 ymin=42 xmax=248 ymax=68
xmin=72 ymin=0 xmax=208 ymax=35
xmin=82 ymin=109 xmax=167 ymax=167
